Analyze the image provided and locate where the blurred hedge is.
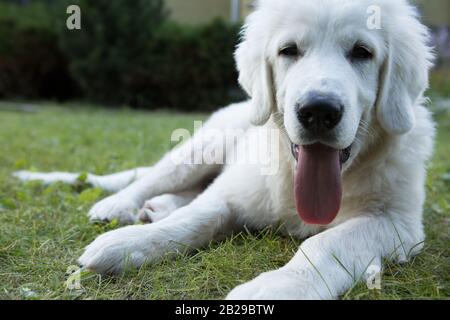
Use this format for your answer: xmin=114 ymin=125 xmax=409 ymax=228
xmin=0 ymin=2 xmax=80 ymax=100
xmin=0 ymin=0 xmax=244 ymax=111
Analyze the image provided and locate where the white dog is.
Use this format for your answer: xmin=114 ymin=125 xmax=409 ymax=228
xmin=15 ymin=0 xmax=435 ymax=299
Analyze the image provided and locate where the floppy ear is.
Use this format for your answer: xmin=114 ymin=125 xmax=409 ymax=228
xmin=235 ymin=26 xmax=276 ymax=126
xmin=376 ymin=11 xmax=433 ymax=135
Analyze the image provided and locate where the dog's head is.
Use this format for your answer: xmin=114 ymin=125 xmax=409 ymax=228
xmin=235 ymin=0 xmax=433 ymax=224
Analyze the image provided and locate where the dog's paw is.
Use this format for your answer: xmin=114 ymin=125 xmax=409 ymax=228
xmin=138 ymin=194 xmax=184 ymax=223
xmin=226 ymin=269 xmax=329 ymax=300
xmin=78 ymin=225 xmax=155 ymax=274
xmin=88 ymin=195 xmax=140 ymax=224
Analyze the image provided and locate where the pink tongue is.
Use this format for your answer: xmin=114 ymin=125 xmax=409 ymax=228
xmin=294 ymin=144 xmax=342 ymax=225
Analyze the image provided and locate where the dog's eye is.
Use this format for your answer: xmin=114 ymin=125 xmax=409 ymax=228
xmin=349 ymin=44 xmax=373 ymax=61
xmin=279 ymin=44 xmax=301 ymax=57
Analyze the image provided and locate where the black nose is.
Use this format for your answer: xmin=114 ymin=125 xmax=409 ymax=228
xmin=297 ymin=94 xmax=343 ymax=134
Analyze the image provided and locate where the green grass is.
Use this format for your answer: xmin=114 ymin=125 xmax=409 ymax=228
xmin=0 ymin=101 xmax=448 ymax=300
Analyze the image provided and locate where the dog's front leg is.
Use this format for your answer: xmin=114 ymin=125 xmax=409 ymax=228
xmin=227 ymin=214 xmax=424 ymax=300
xmin=78 ymin=185 xmax=237 ymax=274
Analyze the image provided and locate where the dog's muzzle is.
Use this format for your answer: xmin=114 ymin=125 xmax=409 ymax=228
xmin=291 ymin=143 xmax=352 ymax=164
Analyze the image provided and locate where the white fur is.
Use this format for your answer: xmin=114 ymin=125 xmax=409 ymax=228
xmin=15 ymin=0 xmax=435 ymax=299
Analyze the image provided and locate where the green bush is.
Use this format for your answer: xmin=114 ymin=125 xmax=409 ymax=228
xmin=0 ymin=1 xmax=244 ymax=110
xmin=58 ymin=0 xmax=243 ymax=110
xmin=58 ymin=0 xmax=169 ymax=105
xmin=130 ymin=20 xmax=243 ymax=110
xmin=0 ymin=2 xmax=79 ymax=100
xmin=430 ymin=70 xmax=450 ymax=98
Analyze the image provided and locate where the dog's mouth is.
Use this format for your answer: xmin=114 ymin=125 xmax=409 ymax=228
xmin=290 ymin=143 xmax=352 ymax=225
xmin=291 ymin=143 xmax=352 ymax=165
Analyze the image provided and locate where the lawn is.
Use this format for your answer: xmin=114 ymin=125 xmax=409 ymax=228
xmin=0 ymin=101 xmax=448 ymax=300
